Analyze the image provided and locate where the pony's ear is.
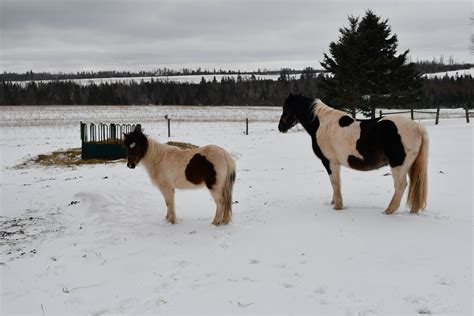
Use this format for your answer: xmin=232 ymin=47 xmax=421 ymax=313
xmin=134 ymin=124 xmax=142 ymax=133
xmin=288 ymin=92 xmax=294 ymax=98
xmin=123 ymin=132 xmax=128 ymax=138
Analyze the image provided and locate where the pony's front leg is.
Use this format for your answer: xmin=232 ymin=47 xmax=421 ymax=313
xmin=329 ymin=162 xmax=343 ymax=210
xmin=159 ymin=185 xmax=176 ymax=224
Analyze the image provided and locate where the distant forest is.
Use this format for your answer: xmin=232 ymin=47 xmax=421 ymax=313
xmin=0 ymin=59 xmax=472 ymax=108
xmin=414 ymin=58 xmax=472 ymax=75
xmin=0 ymin=58 xmax=470 ymax=82
xmin=1 ymin=70 xmax=472 ymax=108
xmin=0 ymin=68 xmax=303 ymax=82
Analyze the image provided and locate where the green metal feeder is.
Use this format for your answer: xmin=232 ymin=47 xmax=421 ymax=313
xmin=80 ymin=122 xmax=141 ymax=160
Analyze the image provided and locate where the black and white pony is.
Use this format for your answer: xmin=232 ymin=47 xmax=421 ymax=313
xmin=123 ymin=126 xmax=236 ymax=225
xmin=278 ymin=93 xmax=428 ymax=214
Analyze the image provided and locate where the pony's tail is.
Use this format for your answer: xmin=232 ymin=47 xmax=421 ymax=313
xmin=222 ymin=151 xmax=236 ymax=223
xmin=407 ymin=125 xmax=429 ymax=213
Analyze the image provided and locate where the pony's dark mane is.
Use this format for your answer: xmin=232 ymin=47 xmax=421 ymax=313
xmin=292 ymin=95 xmax=317 ymax=118
xmin=290 ymin=95 xmax=319 ymax=135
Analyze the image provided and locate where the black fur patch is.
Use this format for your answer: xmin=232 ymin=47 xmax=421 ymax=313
xmin=348 ymin=119 xmax=406 ymax=171
xmin=185 ymin=154 xmax=217 ymax=189
xmin=280 ymin=94 xmax=332 ymax=174
xmin=309 ymin=117 xmax=332 ymax=175
xmin=339 ymin=115 xmax=354 ymax=127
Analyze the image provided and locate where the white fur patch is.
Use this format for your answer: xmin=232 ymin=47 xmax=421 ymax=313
xmin=130 ymin=142 xmax=136 ymax=149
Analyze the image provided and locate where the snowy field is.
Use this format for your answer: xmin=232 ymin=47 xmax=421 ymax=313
xmin=7 ymin=73 xmax=295 ymax=87
xmin=7 ymin=67 xmax=473 ymax=87
xmin=422 ymin=67 xmax=474 ymax=79
xmin=0 ymin=106 xmax=472 ymax=314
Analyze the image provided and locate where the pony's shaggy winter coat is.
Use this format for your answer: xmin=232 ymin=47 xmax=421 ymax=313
xmin=124 ymin=127 xmax=236 ymax=225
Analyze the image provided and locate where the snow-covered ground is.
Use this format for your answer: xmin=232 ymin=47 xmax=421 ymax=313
xmin=422 ymin=67 xmax=474 ymax=79
xmin=7 ymin=73 xmax=296 ymax=87
xmin=0 ymin=106 xmax=472 ymax=314
xmin=7 ymin=67 xmax=473 ymax=87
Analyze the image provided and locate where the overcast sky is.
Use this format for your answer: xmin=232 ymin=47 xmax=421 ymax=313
xmin=0 ymin=0 xmax=472 ymax=73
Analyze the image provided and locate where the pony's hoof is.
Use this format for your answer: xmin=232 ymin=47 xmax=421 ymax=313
xmin=333 ymin=203 xmax=343 ymax=210
xmin=384 ymin=209 xmax=395 ymax=215
xmin=212 ymin=219 xmax=222 ymax=226
xmin=167 ymin=217 xmax=176 ymax=224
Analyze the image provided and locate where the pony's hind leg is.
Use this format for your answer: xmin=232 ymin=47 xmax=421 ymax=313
xmin=222 ymin=179 xmax=234 ymax=225
xmin=210 ymin=188 xmax=225 ymax=225
xmin=329 ymin=162 xmax=343 ymax=210
xmin=384 ymin=166 xmax=408 ymax=214
xmin=223 ymin=205 xmax=232 ymax=225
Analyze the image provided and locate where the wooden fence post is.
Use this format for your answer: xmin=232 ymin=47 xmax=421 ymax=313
xmin=466 ymin=107 xmax=470 ymax=124
xmin=410 ymin=108 xmax=414 ymax=120
xmin=167 ymin=118 xmax=171 ymax=137
xmin=245 ymin=118 xmax=249 ymax=135
xmin=435 ymin=106 xmax=440 ymax=125
xmin=379 ymin=110 xmax=382 ymax=118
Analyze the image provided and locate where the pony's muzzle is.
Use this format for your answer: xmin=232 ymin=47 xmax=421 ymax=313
xmin=127 ymin=162 xmax=136 ymax=169
xmin=278 ymin=122 xmax=288 ymax=133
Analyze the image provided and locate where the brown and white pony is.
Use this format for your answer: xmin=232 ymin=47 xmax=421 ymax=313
xmin=278 ymin=93 xmax=428 ymax=214
xmin=123 ymin=126 xmax=236 ymax=225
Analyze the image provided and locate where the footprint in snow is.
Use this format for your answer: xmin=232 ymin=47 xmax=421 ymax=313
xmin=314 ymin=286 xmax=326 ymax=295
xmin=273 ymin=263 xmax=287 ymax=269
xmin=417 ymin=307 xmax=432 ymax=314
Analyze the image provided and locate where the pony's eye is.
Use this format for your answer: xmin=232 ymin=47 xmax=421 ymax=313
xmin=130 ymin=142 xmax=136 ymax=149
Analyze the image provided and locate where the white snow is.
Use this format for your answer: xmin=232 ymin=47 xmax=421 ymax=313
xmin=0 ymin=106 xmax=472 ymax=314
xmin=422 ymin=67 xmax=474 ymax=79
xmin=7 ymin=73 xmax=295 ymax=86
xmin=6 ymin=67 xmax=472 ymax=87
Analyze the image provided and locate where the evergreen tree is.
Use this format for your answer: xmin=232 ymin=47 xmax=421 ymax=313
xmin=319 ymin=10 xmax=423 ymax=115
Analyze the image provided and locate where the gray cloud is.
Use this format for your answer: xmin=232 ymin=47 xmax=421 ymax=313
xmin=0 ymin=0 xmax=471 ymax=72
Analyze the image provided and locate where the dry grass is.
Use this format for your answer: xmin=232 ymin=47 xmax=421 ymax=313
xmin=14 ymin=141 xmax=198 ymax=169
xmin=14 ymin=148 xmax=121 ymax=169
xmin=166 ymin=141 xmax=199 ymax=150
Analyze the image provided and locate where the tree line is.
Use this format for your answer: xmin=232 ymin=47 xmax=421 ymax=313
xmin=415 ymin=58 xmax=472 ymax=74
xmin=0 ymin=68 xmax=303 ymax=82
xmin=0 ymin=72 xmax=471 ymax=108
xmin=1 ymin=60 xmax=470 ymax=82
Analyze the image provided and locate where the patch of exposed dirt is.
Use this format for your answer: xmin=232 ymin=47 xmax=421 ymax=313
xmin=0 ymin=212 xmax=64 ymax=261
